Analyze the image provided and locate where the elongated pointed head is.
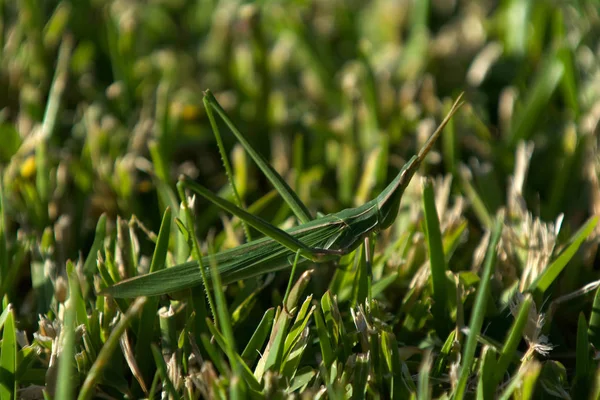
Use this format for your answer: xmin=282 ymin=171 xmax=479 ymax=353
xmin=376 ymin=155 xmax=419 ymax=229
xmin=375 ymin=93 xmax=464 ymax=230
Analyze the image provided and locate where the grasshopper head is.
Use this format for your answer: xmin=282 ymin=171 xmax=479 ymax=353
xmin=376 ymin=156 xmax=418 ymax=230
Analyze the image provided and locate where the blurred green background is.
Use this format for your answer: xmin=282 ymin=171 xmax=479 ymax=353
xmin=1 ymin=0 xmax=600 ymax=398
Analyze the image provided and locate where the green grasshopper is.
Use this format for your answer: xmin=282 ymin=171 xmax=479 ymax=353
xmin=104 ymin=91 xmax=464 ymax=298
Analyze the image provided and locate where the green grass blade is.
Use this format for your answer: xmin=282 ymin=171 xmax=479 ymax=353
xmin=134 ymin=207 xmax=171 ymax=386
xmin=455 ymin=215 xmax=503 ymax=399
xmin=497 ymin=361 xmax=541 ymax=400
xmin=528 ymin=216 xmax=598 ymax=295
xmin=422 ymin=178 xmax=449 ymax=336
xmin=177 ymin=180 xmax=217 ymax=323
xmin=241 ymin=307 xmax=275 ymax=365
xmin=573 ymin=312 xmax=590 ymax=397
xmin=77 ymin=297 xmax=147 ymax=400
xmin=207 ymin=244 xmax=241 ymax=383
xmin=588 ymin=286 xmax=600 ymax=348
xmin=314 ymin=306 xmax=334 ymax=367
xmin=0 ymin=305 xmax=16 ymax=400
xmin=493 ymin=294 xmax=533 ymax=384
xmin=150 ymin=344 xmax=178 ymax=398
xmin=55 ymin=264 xmax=78 ymax=400
xmin=83 ymin=214 xmax=107 ymax=276
xmin=352 ymin=353 xmax=370 ymax=400
xmin=476 ymin=346 xmax=497 ymax=400
xmin=204 ymin=89 xmax=312 ymax=224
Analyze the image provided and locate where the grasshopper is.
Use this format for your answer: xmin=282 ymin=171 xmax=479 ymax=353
xmin=104 ymin=91 xmax=464 ymax=298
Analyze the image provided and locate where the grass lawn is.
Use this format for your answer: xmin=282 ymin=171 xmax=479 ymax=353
xmin=1 ymin=0 xmax=600 ymax=398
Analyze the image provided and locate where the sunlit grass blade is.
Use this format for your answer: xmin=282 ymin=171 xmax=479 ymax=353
xmin=422 ymin=178 xmax=449 ymax=336
xmin=55 ymin=263 xmax=78 ymax=400
xmin=455 ymin=215 xmax=503 ymax=399
xmin=492 ymin=294 xmax=533 ymax=385
xmin=528 ymin=215 xmax=598 ymax=296
xmin=0 ymin=305 xmax=16 ymax=400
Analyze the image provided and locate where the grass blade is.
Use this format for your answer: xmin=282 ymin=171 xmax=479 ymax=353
xmin=588 ymin=286 xmax=600 ymax=348
xmin=83 ymin=214 xmax=107 ymax=276
xmin=493 ymin=294 xmax=533 ymax=385
xmin=241 ymin=307 xmax=275 ymax=365
xmin=455 ymin=215 xmax=503 ymax=399
xmin=0 ymin=305 xmax=16 ymax=400
xmin=573 ymin=312 xmax=590 ymax=397
xmin=77 ymin=297 xmax=147 ymax=400
xmin=422 ymin=178 xmax=449 ymax=336
xmin=528 ymin=216 xmax=598 ymax=295
xmin=150 ymin=344 xmax=178 ymax=398
xmin=55 ymin=263 xmax=78 ymax=400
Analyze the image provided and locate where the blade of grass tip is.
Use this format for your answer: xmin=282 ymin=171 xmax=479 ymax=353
xmin=241 ymin=308 xmax=275 ymax=365
xmin=573 ymin=312 xmax=590 ymax=397
xmin=432 ymin=330 xmax=457 ymax=378
xmin=55 ymin=265 xmax=78 ymax=400
xmin=77 ymin=297 xmax=147 ymax=400
xmin=83 ymin=214 xmax=107 ymax=277
xmin=150 ymin=344 xmax=178 ymax=399
xmin=588 ymin=286 xmax=600 ymax=348
xmin=177 ymin=180 xmax=217 ymax=323
xmin=135 ymin=207 xmax=171 ymax=385
xmin=204 ymin=89 xmax=313 ymax=224
xmin=492 ymin=294 xmax=533 ymax=385
xmin=528 ymin=216 xmax=598 ymax=296
xmin=202 ymin=94 xmax=252 ymax=243
xmin=0 ymin=305 xmax=16 ymax=399
xmin=314 ymin=306 xmax=334 ymax=367
xmin=283 ymin=250 xmax=302 ymax=308
xmin=454 ymin=215 xmax=503 ymax=400
xmin=66 ymin=261 xmax=90 ymax=334
xmin=422 ymin=178 xmax=449 ymax=337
